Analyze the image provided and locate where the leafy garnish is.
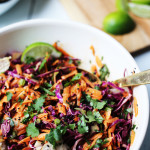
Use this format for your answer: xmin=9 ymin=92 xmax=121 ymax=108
xmin=6 ymin=92 xmax=13 ymax=101
xmin=33 ymin=95 xmax=46 ymax=111
xmin=44 ymin=82 xmax=52 ymax=88
xmin=132 ymin=124 xmax=136 ymax=130
xmin=19 ymin=79 xmax=26 ymax=86
xmin=99 ymin=64 xmax=110 ymax=81
xmin=18 ymin=97 xmax=24 ymax=105
xmin=77 ymin=115 xmax=89 ymax=134
xmin=75 ymin=108 xmax=86 ymax=116
xmin=40 ymin=87 xmax=55 ymax=96
xmin=25 ymin=56 xmax=35 ymax=64
xmin=71 ymin=73 xmax=82 ymax=82
xmin=86 ymin=95 xmax=107 ymax=110
xmin=39 ymin=59 xmax=47 ymax=71
xmin=87 ymin=111 xmax=104 ymax=124
xmin=45 ymin=125 xmax=67 ymax=148
xmin=64 ymin=73 xmax=82 ymax=87
xmin=69 ymin=123 xmax=76 ymax=130
xmin=26 ymin=123 xmax=39 ymax=138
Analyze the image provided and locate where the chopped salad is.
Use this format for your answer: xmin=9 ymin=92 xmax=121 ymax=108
xmin=0 ymin=42 xmax=135 ymax=150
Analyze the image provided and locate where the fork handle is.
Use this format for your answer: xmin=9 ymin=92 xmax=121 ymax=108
xmin=115 ymin=70 xmax=150 ymax=87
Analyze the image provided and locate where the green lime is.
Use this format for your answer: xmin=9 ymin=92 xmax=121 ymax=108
xmin=21 ymin=42 xmax=62 ymax=62
xmin=130 ymin=0 xmax=150 ymax=5
xmin=128 ymin=2 xmax=150 ymax=18
xmin=103 ymin=11 xmax=135 ymax=35
xmin=116 ymin=0 xmax=129 ymax=11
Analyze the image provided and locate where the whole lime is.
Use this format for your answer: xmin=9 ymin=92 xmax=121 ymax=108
xmin=103 ymin=11 xmax=135 ymax=35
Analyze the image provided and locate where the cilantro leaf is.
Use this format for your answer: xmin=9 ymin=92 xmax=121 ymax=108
xmin=6 ymin=92 xmax=13 ymax=101
xmin=40 ymin=87 xmax=55 ymax=96
xmin=99 ymin=64 xmax=110 ymax=81
xmin=87 ymin=111 xmax=95 ymax=122
xmin=86 ymin=111 xmax=104 ymax=124
xmin=44 ymin=82 xmax=52 ymax=88
xmin=75 ymin=108 xmax=86 ymax=116
xmin=45 ymin=130 xmax=56 ymax=147
xmin=86 ymin=95 xmax=107 ymax=110
xmin=78 ymin=116 xmax=89 ymax=134
xmin=45 ymin=125 xmax=67 ymax=148
xmin=64 ymin=73 xmax=82 ymax=87
xmin=25 ymin=56 xmax=36 ymax=64
xmin=69 ymin=123 xmax=76 ymax=130
xmin=26 ymin=123 xmax=39 ymax=138
xmin=71 ymin=73 xmax=82 ymax=82
xmin=39 ymin=59 xmax=47 ymax=71
xmin=93 ymin=111 xmax=104 ymax=124
xmin=18 ymin=97 xmax=24 ymax=105
xmin=33 ymin=95 xmax=46 ymax=111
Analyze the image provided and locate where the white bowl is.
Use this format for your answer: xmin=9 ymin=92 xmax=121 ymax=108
xmin=0 ymin=19 xmax=149 ymax=150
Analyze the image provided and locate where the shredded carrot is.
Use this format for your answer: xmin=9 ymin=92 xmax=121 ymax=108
xmin=82 ymin=76 xmax=94 ymax=88
xmin=131 ymin=130 xmax=135 ymax=145
xmin=17 ymin=129 xmax=26 ymax=136
xmin=63 ymin=86 xmax=71 ymax=108
xmin=96 ymin=56 xmax=103 ymax=68
xmin=134 ymin=97 xmax=138 ymax=117
xmin=61 ymin=70 xmax=77 ymax=80
xmin=57 ymin=103 xmax=66 ymax=115
xmin=33 ymin=133 xmax=46 ymax=141
xmin=18 ymin=136 xmax=30 ymax=144
xmin=16 ymin=64 xmax=22 ymax=75
xmin=90 ymin=45 xmax=95 ymax=56
xmin=41 ymin=129 xmax=50 ymax=133
xmin=85 ymin=87 xmax=102 ymax=100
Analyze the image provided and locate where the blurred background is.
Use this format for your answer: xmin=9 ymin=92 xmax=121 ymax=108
xmin=0 ymin=0 xmax=150 ymax=149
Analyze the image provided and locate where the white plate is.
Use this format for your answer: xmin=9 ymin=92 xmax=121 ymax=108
xmin=0 ymin=19 xmax=149 ymax=150
xmin=0 ymin=0 xmax=19 ymax=16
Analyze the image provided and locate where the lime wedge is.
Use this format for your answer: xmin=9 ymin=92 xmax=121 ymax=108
xmin=116 ymin=0 xmax=129 ymax=11
xmin=128 ymin=2 xmax=150 ymax=18
xmin=21 ymin=42 xmax=62 ymax=62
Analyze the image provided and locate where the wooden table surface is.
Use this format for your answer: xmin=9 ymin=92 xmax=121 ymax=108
xmin=0 ymin=0 xmax=150 ymax=149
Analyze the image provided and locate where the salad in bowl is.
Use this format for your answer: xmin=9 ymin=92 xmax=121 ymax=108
xmin=0 ymin=41 xmax=136 ymax=150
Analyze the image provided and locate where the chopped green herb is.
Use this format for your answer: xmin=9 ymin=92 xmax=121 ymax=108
xmin=26 ymin=123 xmax=39 ymax=138
xmin=25 ymin=56 xmax=35 ymax=64
xmin=99 ymin=64 xmax=110 ymax=81
xmin=19 ymin=79 xmax=26 ymax=86
xmin=40 ymin=87 xmax=55 ymax=96
xmin=75 ymin=108 xmax=86 ymax=116
xmin=54 ymin=119 xmax=60 ymax=125
xmin=69 ymin=59 xmax=73 ymax=64
xmin=39 ymin=59 xmax=47 ymax=71
xmin=69 ymin=123 xmax=76 ymax=130
xmin=132 ymin=124 xmax=136 ymax=130
xmin=64 ymin=73 xmax=82 ymax=87
xmin=44 ymin=82 xmax=52 ymax=88
xmin=105 ymin=107 xmax=113 ymax=111
xmin=45 ymin=125 xmax=67 ymax=148
xmin=77 ymin=115 xmax=89 ymax=134
xmin=86 ymin=95 xmax=107 ymax=110
xmin=33 ymin=95 xmax=46 ymax=111
xmin=18 ymin=97 xmax=24 ymax=105
xmin=6 ymin=92 xmax=13 ymax=101
xmin=93 ymin=111 xmax=104 ymax=124
xmin=71 ymin=73 xmax=82 ymax=82
xmin=86 ymin=111 xmax=104 ymax=124
xmin=94 ymin=85 xmax=100 ymax=90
